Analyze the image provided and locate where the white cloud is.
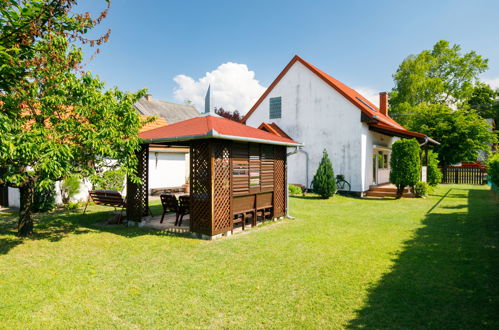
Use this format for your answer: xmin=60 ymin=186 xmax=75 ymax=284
xmin=353 ymin=86 xmax=381 ymax=106
xmin=482 ymin=77 xmax=499 ymax=90
xmin=173 ymin=62 xmax=266 ymax=114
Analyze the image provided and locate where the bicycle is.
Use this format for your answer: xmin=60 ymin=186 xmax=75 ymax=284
xmin=336 ymin=174 xmax=351 ymax=193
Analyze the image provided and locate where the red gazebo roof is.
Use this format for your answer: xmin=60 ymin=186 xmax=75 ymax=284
xmin=139 ymin=114 xmax=302 ymax=146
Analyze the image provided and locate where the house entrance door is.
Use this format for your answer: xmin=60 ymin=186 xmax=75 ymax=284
xmin=373 ymin=148 xmax=391 ymax=185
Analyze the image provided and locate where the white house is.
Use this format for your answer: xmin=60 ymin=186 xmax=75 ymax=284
xmin=243 ymin=55 xmax=437 ymax=195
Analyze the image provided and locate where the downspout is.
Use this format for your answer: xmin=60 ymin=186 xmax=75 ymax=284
xmin=299 ymin=148 xmax=310 ymax=189
xmin=285 ymin=147 xmax=300 ymax=219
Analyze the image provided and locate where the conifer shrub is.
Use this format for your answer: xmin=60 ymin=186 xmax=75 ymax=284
xmin=311 ymin=149 xmax=336 ymax=199
xmin=390 ymin=139 xmax=421 ymax=198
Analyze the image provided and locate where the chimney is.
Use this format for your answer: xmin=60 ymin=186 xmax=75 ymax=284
xmin=379 ymin=92 xmax=388 ymax=116
xmin=145 ymin=94 xmax=152 ymax=101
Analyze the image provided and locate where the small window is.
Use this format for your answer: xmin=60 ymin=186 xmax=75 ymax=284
xmin=269 ymin=97 xmax=282 ymax=119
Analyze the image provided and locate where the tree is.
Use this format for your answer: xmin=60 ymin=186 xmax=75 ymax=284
xmin=389 ymin=40 xmax=488 ymax=125
xmin=467 ymin=83 xmax=499 ymax=124
xmin=487 ymin=153 xmax=499 ymax=188
xmin=215 ymin=107 xmax=242 ymax=122
xmin=390 ymin=139 xmax=421 ymax=198
xmin=409 ymin=104 xmax=496 ymax=165
xmin=311 ymin=149 xmax=336 ymax=199
xmin=426 ymin=150 xmax=442 ymax=186
xmin=0 ymin=0 xmax=110 ymax=92
xmin=0 ymin=1 xmax=146 ymax=236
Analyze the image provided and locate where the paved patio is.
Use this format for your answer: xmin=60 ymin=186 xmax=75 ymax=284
xmin=139 ymin=212 xmax=264 ymax=236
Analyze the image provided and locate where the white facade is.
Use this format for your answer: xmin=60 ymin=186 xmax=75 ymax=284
xmin=5 ymin=149 xmax=189 ymax=208
xmin=148 ymin=148 xmax=189 ymax=189
xmin=245 ymin=60 xmax=397 ymax=193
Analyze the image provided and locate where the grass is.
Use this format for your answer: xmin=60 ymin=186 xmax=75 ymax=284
xmin=0 ymin=185 xmax=498 ymax=329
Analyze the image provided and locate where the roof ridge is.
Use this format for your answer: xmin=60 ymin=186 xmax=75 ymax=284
xmin=241 ymin=55 xmax=406 ymax=131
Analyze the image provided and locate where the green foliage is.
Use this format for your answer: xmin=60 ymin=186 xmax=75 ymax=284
xmin=390 ymin=40 xmax=488 ymax=124
xmin=288 ymin=184 xmax=303 ymax=196
xmin=487 ymin=153 xmax=499 ymax=188
xmin=426 ymin=151 xmax=442 ymax=186
xmin=32 ymin=182 xmax=56 ymax=213
xmin=408 ymin=104 xmax=496 ymax=165
xmin=64 ymin=202 xmax=81 ymax=210
xmin=0 ymin=1 xmax=145 ymax=236
xmin=92 ymin=169 xmax=126 ymax=192
xmin=311 ymin=149 xmax=336 ymax=199
xmin=60 ymin=175 xmax=80 ymax=204
xmin=390 ymin=139 xmax=421 ymax=198
xmin=467 ymin=83 xmax=499 ymax=124
xmin=414 ymin=181 xmax=431 ymax=198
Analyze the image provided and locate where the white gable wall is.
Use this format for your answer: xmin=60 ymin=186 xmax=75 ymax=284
xmin=246 ymin=61 xmax=367 ymax=192
xmin=148 ymin=149 xmax=188 ymax=189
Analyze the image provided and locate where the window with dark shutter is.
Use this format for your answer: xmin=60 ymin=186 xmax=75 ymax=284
xmin=269 ymin=97 xmax=282 ymax=119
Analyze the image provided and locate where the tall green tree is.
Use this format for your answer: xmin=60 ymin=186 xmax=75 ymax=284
xmin=0 ymin=1 xmax=146 ymax=236
xmin=467 ymin=83 xmax=499 ymax=124
xmin=390 ymin=139 xmax=421 ymax=198
xmin=311 ymin=149 xmax=336 ymax=199
xmin=389 ymin=40 xmax=488 ymax=124
xmin=409 ymin=104 xmax=496 ymax=165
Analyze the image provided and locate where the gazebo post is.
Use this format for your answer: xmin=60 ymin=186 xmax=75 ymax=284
xmin=126 ymin=144 xmax=149 ymax=222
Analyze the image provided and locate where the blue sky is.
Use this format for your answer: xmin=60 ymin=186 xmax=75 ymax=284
xmin=80 ymin=0 xmax=499 ymax=113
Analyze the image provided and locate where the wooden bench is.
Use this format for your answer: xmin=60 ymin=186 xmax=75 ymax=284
xmin=84 ymin=190 xmax=126 ymax=223
xmin=256 ymin=192 xmax=273 ymax=222
xmin=232 ymin=195 xmax=256 ymax=232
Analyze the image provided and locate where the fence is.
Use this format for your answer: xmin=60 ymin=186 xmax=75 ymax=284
xmin=440 ymin=166 xmax=487 ymax=185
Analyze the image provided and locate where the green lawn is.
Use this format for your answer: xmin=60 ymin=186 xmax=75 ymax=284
xmin=0 ymin=185 xmax=498 ymax=329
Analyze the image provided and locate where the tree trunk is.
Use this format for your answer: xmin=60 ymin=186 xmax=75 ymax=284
xmin=18 ymin=178 xmax=35 ymax=237
xmin=396 ymin=184 xmax=404 ymax=199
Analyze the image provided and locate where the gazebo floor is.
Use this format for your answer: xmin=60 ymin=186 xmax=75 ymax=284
xmin=139 ymin=213 xmax=190 ymax=233
xmin=139 ymin=212 xmax=266 ymax=237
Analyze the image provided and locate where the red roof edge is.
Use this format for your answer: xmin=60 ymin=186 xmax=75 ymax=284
xmin=257 ymin=122 xmax=292 ymax=139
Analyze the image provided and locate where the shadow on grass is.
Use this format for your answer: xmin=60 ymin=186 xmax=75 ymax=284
xmin=0 ymin=202 xmax=191 ymax=255
xmin=347 ymin=188 xmax=499 ymax=329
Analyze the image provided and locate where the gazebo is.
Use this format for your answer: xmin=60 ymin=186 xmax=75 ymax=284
xmin=126 ymin=113 xmax=302 ymax=238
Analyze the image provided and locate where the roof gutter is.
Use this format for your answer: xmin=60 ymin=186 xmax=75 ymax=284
xmin=141 ymin=129 xmax=303 ymax=147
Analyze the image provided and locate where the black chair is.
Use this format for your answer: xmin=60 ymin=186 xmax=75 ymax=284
xmin=176 ymin=195 xmax=190 ymax=226
xmin=160 ymin=194 xmax=178 ymax=224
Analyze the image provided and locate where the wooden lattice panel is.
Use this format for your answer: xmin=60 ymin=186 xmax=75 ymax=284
xmin=190 ymin=141 xmax=212 ymax=235
xmin=273 ymin=146 xmax=286 ymax=217
xmin=213 ymin=141 xmax=232 ymax=234
xmin=126 ymin=144 xmax=149 ymax=221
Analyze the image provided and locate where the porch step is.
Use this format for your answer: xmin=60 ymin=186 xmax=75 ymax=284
xmin=365 ymin=190 xmax=413 ymax=198
xmin=369 ymin=186 xmax=410 ymax=193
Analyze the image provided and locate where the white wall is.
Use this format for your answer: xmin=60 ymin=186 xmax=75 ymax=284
xmin=246 ymin=61 xmax=365 ymax=192
xmin=148 ymin=150 xmax=188 ymax=189
xmin=7 ymin=187 xmax=20 ymax=208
